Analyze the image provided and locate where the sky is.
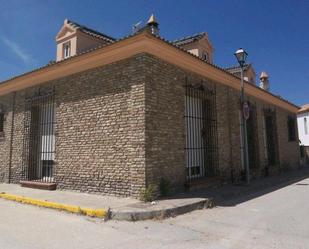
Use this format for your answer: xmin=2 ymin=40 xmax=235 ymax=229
xmin=0 ymin=0 xmax=308 ymax=106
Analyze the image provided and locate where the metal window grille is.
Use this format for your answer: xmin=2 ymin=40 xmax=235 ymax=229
xmin=22 ymin=89 xmax=56 ymax=183
xmin=184 ymin=82 xmax=218 ymax=181
xmin=263 ymin=109 xmax=279 ymax=166
xmin=0 ymin=113 xmax=4 ymax=133
xmin=287 ymin=116 xmax=296 ymax=141
xmin=246 ymin=103 xmax=259 ymax=169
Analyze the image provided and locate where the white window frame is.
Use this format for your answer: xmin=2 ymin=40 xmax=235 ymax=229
xmin=63 ymin=41 xmax=71 ymax=59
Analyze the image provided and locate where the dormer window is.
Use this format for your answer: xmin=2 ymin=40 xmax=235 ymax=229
xmin=202 ymin=52 xmax=209 ymax=62
xmin=63 ymin=41 xmax=71 ymax=59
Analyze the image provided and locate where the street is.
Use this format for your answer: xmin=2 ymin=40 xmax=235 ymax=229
xmin=1 ymin=177 xmax=309 ymax=249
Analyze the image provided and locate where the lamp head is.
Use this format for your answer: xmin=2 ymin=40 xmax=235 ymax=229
xmin=234 ymin=48 xmax=248 ymax=67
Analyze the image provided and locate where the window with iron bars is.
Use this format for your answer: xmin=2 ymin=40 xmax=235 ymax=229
xmin=0 ymin=112 xmax=4 ymax=133
xmin=22 ymin=89 xmax=56 ymax=183
xmin=287 ymin=116 xmax=296 ymax=141
xmin=184 ymin=82 xmax=218 ymax=181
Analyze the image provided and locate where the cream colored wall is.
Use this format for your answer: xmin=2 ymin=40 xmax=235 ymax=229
xmin=181 ymin=43 xmax=202 ymax=57
xmin=179 ymin=37 xmax=213 ymax=63
xmin=183 ymin=46 xmax=199 ymax=57
xmin=56 ymin=30 xmax=108 ymax=61
xmin=246 ymin=67 xmax=256 ymax=84
xmin=198 ymin=38 xmax=213 ymax=63
xmin=56 ymin=35 xmax=77 ymax=62
xmin=76 ymin=31 xmax=107 ymax=54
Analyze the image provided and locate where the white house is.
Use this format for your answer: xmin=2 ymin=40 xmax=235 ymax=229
xmin=297 ymin=104 xmax=309 ymax=164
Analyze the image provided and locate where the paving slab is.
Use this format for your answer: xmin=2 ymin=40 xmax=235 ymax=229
xmin=0 ymin=183 xmax=212 ymax=221
xmin=1 ymin=167 xmax=308 ymax=221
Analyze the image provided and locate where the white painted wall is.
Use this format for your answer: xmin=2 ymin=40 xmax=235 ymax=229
xmin=297 ymin=112 xmax=309 ymax=146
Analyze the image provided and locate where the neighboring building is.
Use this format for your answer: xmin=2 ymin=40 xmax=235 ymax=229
xmin=226 ymin=64 xmax=257 ymax=85
xmin=0 ymin=15 xmax=301 ymax=197
xmin=56 ymin=19 xmax=115 ymax=62
xmin=298 ymin=104 xmax=309 ymax=164
xmin=173 ymin=32 xmax=214 ymax=63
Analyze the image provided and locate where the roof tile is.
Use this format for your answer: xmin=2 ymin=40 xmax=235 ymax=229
xmin=66 ymin=19 xmax=116 ymax=43
xmin=173 ymin=32 xmax=207 ymax=46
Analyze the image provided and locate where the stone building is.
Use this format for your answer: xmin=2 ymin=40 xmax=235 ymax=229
xmin=0 ymin=16 xmax=301 ymax=197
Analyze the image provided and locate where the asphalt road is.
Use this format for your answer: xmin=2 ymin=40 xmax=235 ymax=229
xmin=1 ymin=177 xmax=309 ymax=249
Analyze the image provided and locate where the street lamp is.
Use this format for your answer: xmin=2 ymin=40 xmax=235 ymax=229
xmin=234 ymin=48 xmax=250 ymax=184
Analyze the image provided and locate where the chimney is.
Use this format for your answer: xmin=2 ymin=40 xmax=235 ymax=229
xmin=147 ymin=14 xmax=159 ymax=35
xmin=259 ymin=71 xmax=270 ymax=91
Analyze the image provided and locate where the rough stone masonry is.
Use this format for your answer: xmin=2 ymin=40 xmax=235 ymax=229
xmin=0 ymin=53 xmax=301 ymax=197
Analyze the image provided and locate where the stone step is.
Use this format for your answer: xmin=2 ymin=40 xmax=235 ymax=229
xmin=20 ymin=181 xmax=57 ymax=191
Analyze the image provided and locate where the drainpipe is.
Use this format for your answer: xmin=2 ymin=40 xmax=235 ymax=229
xmin=8 ymin=92 xmax=16 ymax=184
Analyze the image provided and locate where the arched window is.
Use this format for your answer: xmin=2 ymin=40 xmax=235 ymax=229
xmin=202 ymin=52 xmax=209 ymax=62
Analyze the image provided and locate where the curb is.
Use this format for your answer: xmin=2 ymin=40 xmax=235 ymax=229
xmin=110 ymin=198 xmax=214 ymax=221
xmin=0 ymin=192 xmax=214 ymax=221
xmin=0 ymin=192 xmax=108 ymax=219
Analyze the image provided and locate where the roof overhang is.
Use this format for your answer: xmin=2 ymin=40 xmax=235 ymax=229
xmin=0 ymin=31 xmax=299 ymax=113
xmin=298 ymin=106 xmax=309 ymax=114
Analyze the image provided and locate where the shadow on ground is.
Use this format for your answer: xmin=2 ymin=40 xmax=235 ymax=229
xmin=162 ymin=166 xmax=309 ymax=207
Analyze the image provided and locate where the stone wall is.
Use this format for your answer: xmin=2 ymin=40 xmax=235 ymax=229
xmin=276 ymin=107 xmax=300 ymax=170
xmin=0 ymin=53 xmax=301 ymax=197
xmin=0 ymin=54 xmax=147 ymax=197
xmin=144 ymin=57 xmax=187 ymax=191
xmin=216 ymin=85 xmax=243 ymax=182
xmin=0 ymin=93 xmax=14 ymax=183
xmin=143 ymin=54 xmax=243 ymax=188
xmin=142 ymin=54 xmax=300 ymax=190
xmin=53 ymin=55 xmax=146 ymax=196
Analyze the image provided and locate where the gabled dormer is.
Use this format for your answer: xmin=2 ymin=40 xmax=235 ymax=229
xmin=225 ymin=64 xmax=257 ymax=85
xmin=173 ymin=32 xmax=214 ymax=64
xmin=55 ymin=19 xmax=115 ymax=62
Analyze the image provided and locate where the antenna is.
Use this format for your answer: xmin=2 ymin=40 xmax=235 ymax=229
xmin=132 ymin=21 xmax=142 ymax=33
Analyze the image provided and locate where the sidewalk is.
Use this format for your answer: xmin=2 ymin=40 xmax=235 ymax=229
xmin=191 ymin=166 xmax=309 ymax=206
xmin=0 ymin=183 xmax=212 ymax=221
xmin=1 ymin=166 xmax=308 ymax=221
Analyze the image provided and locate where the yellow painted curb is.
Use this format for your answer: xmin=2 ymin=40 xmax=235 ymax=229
xmin=0 ymin=192 xmax=107 ymax=219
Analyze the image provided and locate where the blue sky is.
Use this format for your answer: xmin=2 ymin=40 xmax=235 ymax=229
xmin=0 ymin=0 xmax=308 ymax=106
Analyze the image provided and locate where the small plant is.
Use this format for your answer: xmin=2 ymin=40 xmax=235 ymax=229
xmin=140 ymin=184 xmax=157 ymax=202
xmin=159 ymin=177 xmax=171 ymax=197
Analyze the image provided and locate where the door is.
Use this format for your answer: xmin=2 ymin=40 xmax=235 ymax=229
xmin=184 ymin=85 xmax=217 ymax=181
xmin=22 ymin=91 xmax=56 ymax=182
xmin=185 ymin=95 xmax=205 ymax=179
xmin=39 ymin=102 xmax=56 ymax=181
xmin=264 ymin=112 xmax=278 ymax=166
xmin=246 ymin=104 xmax=259 ymax=169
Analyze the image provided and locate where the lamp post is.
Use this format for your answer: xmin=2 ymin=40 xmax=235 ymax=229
xmin=234 ymin=48 xmax=250 ymax=184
